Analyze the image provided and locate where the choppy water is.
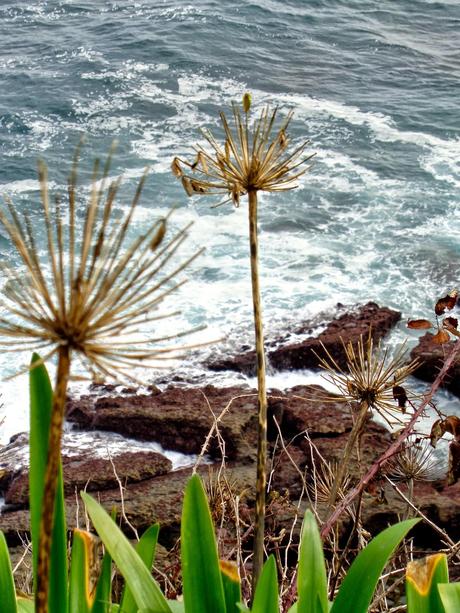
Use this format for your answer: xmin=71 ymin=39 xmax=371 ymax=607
xmin=0 ymin=0 xmax=459 ymax=443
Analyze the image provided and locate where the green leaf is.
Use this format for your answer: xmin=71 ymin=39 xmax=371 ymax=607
xmin=0 ymin=531 xmax=17 ymax=613
xmin=29 ymin=353 xmax=68 ymax=613
xmin=167 ymin=602 xmax=185 ymax=613
xmin=297 ymin=510 xmax=328 ymax=613
xmin=69 ymin=530 xmax=94 ymax=613
xmin=406 ymin=554 xmax=449 ymax=613
xmin=331 ymin=519 xmax=419 ymax=613
xmin=220 ymin=560 xmax=242 ymax=613
xmin=438 ymin=583 xmax=460 ymax=613
xmin=17 ymin=599 xmax=34 ymax=613
xmin=119 ymin=524 xmax=160 ymax=613
xmin=181 ymin=474 xmax=226 ymax=613
xmin=91 ymin=546 xmax=113 ymax=613
xmin=251 ymin=555 xmax=279 ymax=613
xmin=81 ymin=492 xmax=171 ymax=613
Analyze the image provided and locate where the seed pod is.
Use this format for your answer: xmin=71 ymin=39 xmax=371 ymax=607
xmin=171 ymin=157 xmax=183 ymax=177
xmin=279 ymin=130 xmax=288 ymax=149
xmin=197 ymin=151 xmax=208 ymax=174
xmin=181 ymin=176 xmax=194 ymax=197
xmin=242 ymin=92 xmax=252 ymax=113
xmin=191 ymin=179 xmax=207 ymax=194
xmin=150 ymin=219 xmax=166 ymax=250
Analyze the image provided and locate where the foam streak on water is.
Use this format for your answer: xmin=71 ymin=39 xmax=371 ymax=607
xmin=0 ymin=0 xmax=459 ymax=441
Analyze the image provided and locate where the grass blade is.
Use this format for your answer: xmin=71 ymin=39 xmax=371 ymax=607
xmin=181 ymin=474 xmax=226 ymax=613
xmin=119 ymin=524 xmax=160 ymax=613
xmin=220 ymin=560 xmax=241 ymax=613
xmin=0 ymin=530 xmax=17 ymax=613
xmin=82 ymin=492 xmax=171 ymax=612
xmin=438 ymin=583 xmax=460 ymax=612
xmin=251 ymin=555 xmax=279 ymax=613
xmin=297 ymin=510 xmax=328 ymax=613
xmin=69 ymin=530 xmax=94 ymax=613
xmin=331 ymin=519 xmax=419 ymax=613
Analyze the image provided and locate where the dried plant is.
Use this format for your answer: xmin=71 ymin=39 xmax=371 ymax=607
xmin=0 ymin=146 xmax=202 ymax=612
xmin=173 ymin=93 xmax=314 ymax=588
xmin=387 ymin=436 xmax=442 ymax=484
xmin=316 ymin=334 xmax=419 ymax=512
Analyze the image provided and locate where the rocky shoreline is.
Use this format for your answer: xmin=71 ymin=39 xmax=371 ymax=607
xmin=1 ymin=301 xmax=460 ymax=575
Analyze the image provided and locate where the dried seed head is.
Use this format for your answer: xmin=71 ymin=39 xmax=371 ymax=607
xmin=0 ymin=148 xmax=203 ymax=383
xmin=316 ymin=334 xmax=419 ymax=425
xmin=173 ymin=96 xmax=314 ymax=206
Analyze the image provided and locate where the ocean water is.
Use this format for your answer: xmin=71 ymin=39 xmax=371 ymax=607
xmin=0 ymin=0 xmax=459 ymax=443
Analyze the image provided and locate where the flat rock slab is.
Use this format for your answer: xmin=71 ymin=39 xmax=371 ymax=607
xmin=207 ymin=302 xmax=401 ymax=374
xmin=4 ymin=450 xmax=172 ymax=508
xmin=410 ymin=333 xmax=460 ymax=397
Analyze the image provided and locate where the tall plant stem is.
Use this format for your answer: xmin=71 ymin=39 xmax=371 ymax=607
xmin=36 ymin=345 xmax=71 ymax=613
xmin=326 ymin=401 xmax=369 ymax=515
xmin=248 ymin=189 xmax=268 ymax=593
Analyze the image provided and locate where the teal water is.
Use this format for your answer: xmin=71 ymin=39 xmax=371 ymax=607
xmin=0 ymin=1 xmax=459 ymax=439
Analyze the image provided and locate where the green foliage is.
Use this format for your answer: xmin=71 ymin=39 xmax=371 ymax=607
xmin=438 ymin=582 xmax=460 ymax=612
xmin=406 ymin=553 xmax=449 ymax=613
xmin=297 ymin=511 xmax=329 ymax=613
xmin=0 ymin=530 xmax=17 ymax=613
xmin=181 ymin=474 xmax=227 ymax=613
xmin=250 ymin=555 xmax=279 ymax=613
xmin=82 ymin=492 xmax=171 ymax=613
xmin=330 ymin=519 xmax=419 ymax=613
xmin=29 ymin=353 xmax=68 ymax=612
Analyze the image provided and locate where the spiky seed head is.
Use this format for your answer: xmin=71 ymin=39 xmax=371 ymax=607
xmin=0 ymin=147 xmax=203 ymax=383
xmin=316 ymin=334 xmax=419 ymax=426
xmin=172 ymin=96 xmax=315 ymax=207
xmin=387 ymin=435 xmax=443 ymax=482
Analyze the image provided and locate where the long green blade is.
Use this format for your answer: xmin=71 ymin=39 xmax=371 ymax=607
xmin=438 ymin=583 xmax=460 ymax=612
xmin=251 ymin=555 xmax=279 ymax=613
xmin=29 ymin=353 xmax=68 ymax=613
xmin=82 ymin=492 xmax=171 ymax=612
xmin=17 ymin=599 xmax=34 ymax=613
xmin=0 ymin=530 xmax=17 ymax=613
xmin=297 ymin=510 xmax=328 ymax=613
xmin=119 ymin=524 xmax=160 ymax=613
xmin=69 ymin=530 xmax=93 ymax=613
xmin=220 ymin=560 xmax=241 ymax=613
xmin=406 ymin=554 xmax=449 ymax=613
xmin=331 ymin=519 xmax=419 ymax=613
xmin=91 ymin=546 xmax=112 ymax=613
xmin=181 ymin=474 xmax=226 ymax=613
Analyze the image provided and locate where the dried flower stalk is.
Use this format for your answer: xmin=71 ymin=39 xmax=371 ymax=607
xmin=173 ymin=94 xmax=313 ymax=590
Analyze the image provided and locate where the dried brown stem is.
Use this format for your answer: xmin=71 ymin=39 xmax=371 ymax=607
xmin=249 ymin=189 xmax=268 ymax=594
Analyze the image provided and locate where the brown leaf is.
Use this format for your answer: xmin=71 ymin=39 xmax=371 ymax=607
xmin=435 ymin=290 xmax=458 ymax=315
xmin=443 ymin=316 xmax=458 ymax=330
xmin=430 ymin=419 xmax=444 ymax=448
xmin=431 ymin=329 xmax=450 ymax=344
xmin=407 ymin=319 xmax=433 ymax=329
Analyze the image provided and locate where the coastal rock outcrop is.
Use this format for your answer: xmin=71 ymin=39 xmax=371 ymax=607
xmin=410 ymin=332 xmax=460 ymax=397
xmin=207 ymin=302 xmax=401 ymax=374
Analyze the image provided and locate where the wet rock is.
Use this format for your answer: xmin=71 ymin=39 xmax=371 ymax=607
xmin=207 ymin=302 xmax=401 ymax=374
xmin=4 ymin=450 xmax=172 ymax=508
xmin=67 ymin=385 xmax=262 ymax=461
xmin=410 ymin=333 xmax=460 ymax=397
